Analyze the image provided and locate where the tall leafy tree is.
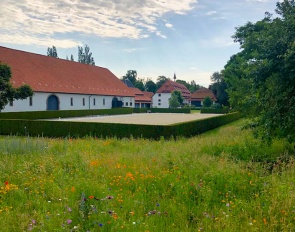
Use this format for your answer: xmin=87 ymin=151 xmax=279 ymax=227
xmin=0 ymin=63 xmax=33 ymax=110
xmin=203 ymin=96 xmax=213 ymax=107
xmin=224 ymin=0 xmax=295 ymax=141
xmin=169 ymin=91 xmax=181 ymax=108
xmin=122 ymin=70 xmax=137 ymax=86
xmin=47 ymin=46 xmax=58 ymax=58
xmin=145 ymin=79 xmax=157 ymax=93
xmin=209 ymin=71 xmax=229 ymax=106
xmin=78 ymin=45 xmax=95 ymax=65
xmin=135 ymin=78 xmax=145 ymax=91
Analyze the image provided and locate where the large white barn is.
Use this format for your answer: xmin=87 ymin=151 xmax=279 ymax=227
xmin=0 ymin=46 xmax=135 ymax=112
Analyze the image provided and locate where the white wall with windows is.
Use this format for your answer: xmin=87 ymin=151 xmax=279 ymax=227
xmin=152 ymin=93 xmax=171 ymax=108
xmin=1 ymin=92 xmax=135 ymax=112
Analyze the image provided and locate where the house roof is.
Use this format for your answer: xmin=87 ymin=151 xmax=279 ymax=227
xmin=124 ymin=87 xmax=152 ymax=103
xmin=190 ymin=87 xmax=217 ymax=101
xmin=143 ymin=91 xmax=154 ymax=99
xmin=156 ymin=80 xmax=191 ymax=99
xmin=0 ymin=46 xmax=134 ymax=97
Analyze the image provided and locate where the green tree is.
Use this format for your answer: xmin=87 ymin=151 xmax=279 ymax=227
xmin=135 ymin=79 xmax=145 ymax=91
xmin=169 ymin=91 xmax=181 ymax=108
xmin=173 ymin=90 xmax=184 ymax=105
xmin=189 ymin=80 xmax=200 ymax=93
xmin=0 ymin=63 xmax=33 ymax=110
xmin=223 ymin=0 xmax=295 ymax=141
xmin=47 ymin=46 xmax=58 ymax=58
xmin=209 ymin=71 xmax=229 ymax=106
xmin=145 ymin=79 xmax=157 ymax=93
xmin=203 ymin=96 xmax=213 ymax=107
xmin=78 ymin=45 xmax=95 ymax=65
xmin=122 ymin=70 xmax=137 ymax=86
xmin=70 ymin=54 xmax=74 ymax=61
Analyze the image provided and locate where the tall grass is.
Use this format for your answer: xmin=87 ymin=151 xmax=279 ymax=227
xmin=0 ymin=119 xmax=294 ymax=231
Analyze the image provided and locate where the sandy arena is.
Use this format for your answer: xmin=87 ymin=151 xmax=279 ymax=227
xmin=50 ymin=113 xmax=222 ymax=125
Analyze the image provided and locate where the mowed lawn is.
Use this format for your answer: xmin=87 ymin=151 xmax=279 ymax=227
xmin=0 ymin=119 xmax=295 ymax=231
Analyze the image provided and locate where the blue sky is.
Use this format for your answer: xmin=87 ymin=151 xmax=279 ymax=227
xmin=0 ymin=0 xmax=280 ymax=87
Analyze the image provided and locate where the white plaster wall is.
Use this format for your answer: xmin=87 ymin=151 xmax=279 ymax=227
xmin=152 ymin=93 xmax=171 ymax=108
xmin=121 ymin=96 xmax=135 ymax=108
xmin=2 ymin=92 xmax=135 ymax=112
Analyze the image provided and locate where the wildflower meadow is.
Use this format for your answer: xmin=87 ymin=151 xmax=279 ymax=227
xmin=0 ymin=119 xmax=295 ymax=231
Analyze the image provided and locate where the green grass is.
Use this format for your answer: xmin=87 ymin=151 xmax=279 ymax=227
xmin=0 ymin=119 xmax=295 ymax=231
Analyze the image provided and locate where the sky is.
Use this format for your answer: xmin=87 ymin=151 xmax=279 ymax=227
xmin=0 ymin=0 xmax=281 ymax=87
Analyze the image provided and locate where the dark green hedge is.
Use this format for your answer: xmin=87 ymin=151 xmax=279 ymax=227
xmin=0 ymin=108 xmax=133 ymax=120
xmin=0 ymin=112 xmax=241 ymax=139
xmin=200 ymin=108 xmax=229 ymax=114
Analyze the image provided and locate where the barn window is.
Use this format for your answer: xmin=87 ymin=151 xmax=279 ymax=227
xmin=103 ymin=98 xmax=105 ymax=105
xmin=83 ymin=98 xmax=85 ymax=106
xmin=29 ymin=97 xmax=33 ymax=106
xmin=70 ymin=98 xmax=73 ymax=106
xmin=93 ymin=98 xmax=96 ymax=106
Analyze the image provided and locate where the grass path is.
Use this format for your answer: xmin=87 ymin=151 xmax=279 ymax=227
xmin=0 ymin=119 xmax=294 ymax=231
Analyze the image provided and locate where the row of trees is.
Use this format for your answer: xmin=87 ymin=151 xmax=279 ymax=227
xmin=223 ymin=0 xmax=295 ymax=142
xmin=47 ymin=45 xmax=95 ymax=65
xmin=121 ymin=70 xmax=202 ymax=94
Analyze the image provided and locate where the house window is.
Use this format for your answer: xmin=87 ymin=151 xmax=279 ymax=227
xmin=103 ymin=98 xmax=105 ymax=106
xmin=158 ymin=94 xmax=161 ymax=97
xmin=93 ymin=98 xmax=96 ymax=106
xmin=126 ymin=102 xmax=128 ymax=106
xmin=70 ymin=98 xmax=73 ymax=106
xmin=130 ymin=102 xmax=132 ymax=106
xmin=9 ymin=101 xmax=13 ymax=106
xmin=158 ymin=103 xmax=161 ymax=106
xmin=83 ymin=98 xmax=85 ymax=106
xmin=29 ymin=97 xmax=33 ymax=106
xmin=158 ymin=99 xmax=161 ymax=102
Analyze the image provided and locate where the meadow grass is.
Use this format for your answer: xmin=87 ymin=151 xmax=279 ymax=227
xmin=0 ymin=119 xmax=295 ymax=231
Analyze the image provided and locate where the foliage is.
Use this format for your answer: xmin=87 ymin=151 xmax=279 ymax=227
xmin=0 ymin=112 xmax=240 ymax=139
xmin=209 ymin=71 xmax=229 ymax=106
xmin=145 ymin=79 xmax=157 ymax=93
xmin=223 ymin=0 xmax=295 ymax=142
xmin=134 ymin=78 xmax=145 ymax=91
xmin=78 ymin=45 xmax=95 ymax=65
xmin=122 ymin=70 xmax=137 ymax=86
xmin=1 ymin=119 xmax=294 ymax=231
xmin=168 ymin=92 xmax=180 ymax=108
xmin=47 ymin=46 xmax=58 ymax=58
xmin=203 ymin=96 xmax=213 ymax=107
xmin=0 ymin=63 xmax=34 ymax=111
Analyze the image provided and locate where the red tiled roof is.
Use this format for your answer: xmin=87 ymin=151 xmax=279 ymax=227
xmin=143 ymin=91 xmax=154 ymax=99
xmin=0 ymin=46 xmax=134 ymax=97
xmin=156 ymin=80 xmax=191 ymax=99
xmin=190 ymin=87 xmax=217 ymax=101
xmin=128 ymin=87 xmax=152 ymax=103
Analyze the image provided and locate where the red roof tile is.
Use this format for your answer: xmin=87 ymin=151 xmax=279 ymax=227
xmin=156 ymin=80 xmax=191 ymax=99
xmin=127 ymin=87 xmax=152 ymax=103
xmin=190 ymin=87 xmax=217 ymax=101
xmin=0 ymin=46 xmax=134 ymax=97
xmin=143 ymin=91 xmax=154 ymax=99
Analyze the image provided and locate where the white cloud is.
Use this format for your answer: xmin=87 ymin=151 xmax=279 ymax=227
xmin=206 ymin=10 xmax=217 ymax=16
xmin=0 ymin=0 xmax=198 ymax=48
xmin=165 ymin=23 xmax=174 ymax=28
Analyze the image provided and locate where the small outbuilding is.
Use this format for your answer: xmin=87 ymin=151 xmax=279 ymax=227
xmin=190 ymin=87 xmax=217 ymax=107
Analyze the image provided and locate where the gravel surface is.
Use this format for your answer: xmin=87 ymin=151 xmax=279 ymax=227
xmin=51 ymin=113 xmax=222 ymax=125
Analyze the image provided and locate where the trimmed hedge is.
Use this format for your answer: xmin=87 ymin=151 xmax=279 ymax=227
xmin=0 ymin=108 xmax=191 ymax=119
xmin=200 ymin=108 xmax=229 ymax=114
xmin=0 ymin=108 xmax=133 ymax=120
xmin=0 ymin=112 xmax=241 ymax=139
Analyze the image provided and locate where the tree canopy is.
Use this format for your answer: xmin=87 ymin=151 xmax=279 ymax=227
xmin=209 ymin=71 xmax=229 ymax=106
xmin=0 ymin=63 xmax=33 ymax=111
xmin=223 ymin=0 xmax=295 ymax=142
xmin=47 ymin=46 xmax=58 ymax=58
xmin=78 ymin=45 xmax=95 ymax=65
xmin=169 ymin=91 xmax=181 ymax=108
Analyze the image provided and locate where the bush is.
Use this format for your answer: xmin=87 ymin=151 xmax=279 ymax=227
xmin=0 ymin=113 xmax=241 ymax=139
